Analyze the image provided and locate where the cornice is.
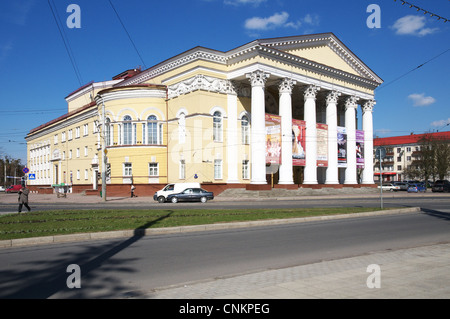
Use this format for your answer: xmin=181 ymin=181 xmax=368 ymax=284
xmin=116 ymin=33 xmax=382 ymax=91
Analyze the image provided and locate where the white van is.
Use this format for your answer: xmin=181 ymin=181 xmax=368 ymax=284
xmin=153 ymin=183 xmax=201 ymax=203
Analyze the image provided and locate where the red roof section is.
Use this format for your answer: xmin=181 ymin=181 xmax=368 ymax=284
xmin=374 ymin=131 xmax=450 ymax=146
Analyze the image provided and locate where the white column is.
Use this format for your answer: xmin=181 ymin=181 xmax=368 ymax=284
xmin=303 ymin=85 xmax=320 ymax=184
xmin=278 ymin=78 xmax=296 ymax=184
xmin=325 ymin=91 xmax=341 ymax=184
xmin=344 ymin=96 xmax=359 ymax=184
xmin=226 ymin=81 xmax=239 ymax=183
xmin=362 ymin=100 xmax=375 ymax=184
xmin=247 ymin=71 xmax=270 ymax=184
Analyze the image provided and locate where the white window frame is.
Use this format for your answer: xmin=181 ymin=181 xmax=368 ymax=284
xmin=242 ymin=160 xmax=249 ymax=180
xmin=123 ymin=163 xmax=132 ymax=177
xmin=213 ymin=111 xmax=223 ymax=142
xmin=214 ymin=159 xmax=223 ymax=180
xmin=179 ymin=160 xmax=186 ymax=180
xmin=149 ymin=162 xmax=159 ymax=177
xmin=241 ymin=115 xmax=249 ymax=145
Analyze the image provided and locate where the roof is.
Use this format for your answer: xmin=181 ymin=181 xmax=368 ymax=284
xmin=374 ymin=131 xmax=450 ymax=146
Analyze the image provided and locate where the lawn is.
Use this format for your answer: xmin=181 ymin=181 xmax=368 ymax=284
xmin=0 ymin=207 xmax=384 ymax=240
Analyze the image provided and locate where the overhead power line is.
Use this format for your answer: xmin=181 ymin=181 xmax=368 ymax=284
xmin=394 ymin=0 xmax=449 ymax=22
xmin=108 ymin=0 xmax=147 ymax=69
xmin=47 ymin=0 xmax=83 ymax=86
xmin=376 ymin=47 xmax=450 ymax=92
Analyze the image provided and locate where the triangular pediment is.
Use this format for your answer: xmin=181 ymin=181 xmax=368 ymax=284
xmin=258 ymin=33 xmax=382 ymax=84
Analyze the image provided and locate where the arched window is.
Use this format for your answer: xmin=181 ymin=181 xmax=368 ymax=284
xmin=241 ymin=115 xmax=249 ymax=144
xmin=147 ymin=115 xmax=158 ymax=145
xmin=178 ymin=113 xmax=186 ymax=144
xmin=213 ymin=111 xmax=222 ymax=142
xmin=105 ymin=118 xmax=111 ymax=146
xmin=123 ymin=115 xmax=133 ymax=145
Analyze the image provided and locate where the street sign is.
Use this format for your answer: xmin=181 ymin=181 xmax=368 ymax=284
xmin=28 ymin=174 xmax=36 ymax=180
xmin=23 ymin=167 xmax=29 ymax=174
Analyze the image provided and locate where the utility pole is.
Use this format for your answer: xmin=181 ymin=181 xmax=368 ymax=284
xmin=101 ymin=99 xmax=107 ymax=202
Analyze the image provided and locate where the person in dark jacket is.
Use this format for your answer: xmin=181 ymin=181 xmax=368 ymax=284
xmin=18 ymin=186 xmax=31 ymax=213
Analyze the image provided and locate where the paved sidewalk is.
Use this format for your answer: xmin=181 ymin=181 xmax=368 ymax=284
xmin=146 ymin=243 xmax=450 ymax=299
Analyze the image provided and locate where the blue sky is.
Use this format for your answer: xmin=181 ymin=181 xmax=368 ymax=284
xmin=1 ymin=0 xmax=449 ymax=164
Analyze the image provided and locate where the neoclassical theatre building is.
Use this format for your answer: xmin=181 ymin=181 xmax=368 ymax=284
xmin=25 ymin=33 xmax=382 ymax=195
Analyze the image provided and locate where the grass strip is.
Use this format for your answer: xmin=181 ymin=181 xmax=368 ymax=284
xmin=0 ymin=207 xmax=384 ymax=240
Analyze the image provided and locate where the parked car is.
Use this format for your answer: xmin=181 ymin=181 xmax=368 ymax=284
xmin=393 ymin=182 xmax=409 ymax=191
xmin=407 ymin=183 xmax=427 ymax=193
xmin=166 ymin=188 xmax=214 ymax=203
xmin=431 ymin=180 xmax=450 ymax=193
xmin=154 ymin=182 xmax=201 ymax=203
xmin=0 ymin=186 xmax=5 ymax=192
xmin=377 ymin=182 xmax=400 ymax=192
xmin=5 ymin=185 xmax=22 ymax=193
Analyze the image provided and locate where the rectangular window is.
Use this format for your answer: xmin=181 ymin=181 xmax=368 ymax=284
xmin=61 ymin=131 xmax=66 ymax=142
xmin=123 ymin=163 xmax=132 ymax=176
xmin=406 ymin=147 xmax=411 ymax=152
xmin=242 ymin=160 xmax=249 ymax=179
xmin=68 ymin=129 xmax=73 ymax=140
xmin=179 ymin=160 xmax=185 ymax=180
xmin=397 ymin=148 xmax=401 ymax=153
xmin=76 ymin=170 xmax=80 ymax=180
xmin=149 ymin=163 xmax=159 ymax=177
xmin=84 ymin=146 xmax=88 ymax=157
xmin=76 ymin=127 xmax=80 ymax=138
xmin=214 ymin=159 xmax=222 ymax=180
xmin=76 ymin=148 xmax=80 ymax=158
xmin=54 ymin=134 xmax=58 ymax=145
xmin=83 ymin=124 xmax=89 ymax=136
xmin=69 ymin=150 xmax=72 ymax=159
xmin=397 ymin=165 xmax=402 ymax=170
xmin=84 ymin=169 xmax=88 ymax=180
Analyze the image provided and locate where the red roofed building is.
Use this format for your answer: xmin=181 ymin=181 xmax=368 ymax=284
xmin=373 ymin=131 xmax=450 ymax=182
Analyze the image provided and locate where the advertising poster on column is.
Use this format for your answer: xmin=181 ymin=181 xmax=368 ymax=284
xmin=292 ymin=119 xmax=306 ymax=166
xmin=316 ymin=123 xmax=328 ymax=167
xmin=337 ymin=126 xmax=347 ymax=167
xmin=265 ymin=114 xmax=281 ymax=164
xmin=356 ymin=130 xmax=365 ymax=168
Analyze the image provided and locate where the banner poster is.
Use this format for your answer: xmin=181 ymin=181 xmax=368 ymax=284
xmin=337 ymin=126 xmax=347 ymax=167
xmin=265 ymin=114 xmax=281 ymax=164
xmin=292 ymin=119 xmax=306 ymax=166
xmin=316 ymin=123 xmax=328 ymax=167
xmin=356 ymin=130 xmax=365 ymax=168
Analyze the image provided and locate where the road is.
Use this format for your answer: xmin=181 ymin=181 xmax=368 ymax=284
xmin=0 ymin=195 xmax=449 ymax=299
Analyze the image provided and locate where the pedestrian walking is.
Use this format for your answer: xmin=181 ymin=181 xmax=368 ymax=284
xmin=131 ymin=184 xmax=137 ymax=198
xmin=18 ymin=186 xmax=31 ymax=213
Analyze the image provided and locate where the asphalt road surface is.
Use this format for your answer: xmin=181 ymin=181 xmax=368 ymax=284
xmin=0 ymin=197 xmax=449 ymax=298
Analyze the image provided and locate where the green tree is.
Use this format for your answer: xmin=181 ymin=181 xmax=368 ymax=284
xmin=0 ymin=155 xmax=25 ymax=187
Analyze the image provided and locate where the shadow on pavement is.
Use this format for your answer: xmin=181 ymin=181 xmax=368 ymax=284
xmin=0 ymin=212 xmax=174 ymax=299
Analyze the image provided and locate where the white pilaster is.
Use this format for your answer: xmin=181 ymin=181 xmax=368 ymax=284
xmin=247 ymin=71 xmax=270 ymax=184
xmin=278 ymin=78 xmax=296 ymax=184
xmin=344 ymin=96 xmax=359 ymax=184
xmin=362 ymin=100 xmax=375 ymax=184
xmin=226 ymin=81 xmax=239 ymax=183
xmin=325 ymin=91 xmax=341 ymax=184
xmin=303 ymin=85 xmax=320 ymax=184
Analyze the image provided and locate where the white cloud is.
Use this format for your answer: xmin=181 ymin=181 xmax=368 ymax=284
xmin=431 ymin=118 xmax=450 ymax=127
xmin=392 ymin=15 xmax=438 ymax=37
xmin=245 ymin=12 xmax=319 ymax=31
xmin=224 ymin=0 xmax=266 ymax=6
xmin=245 ymin=12 xmax=290 ymax=30
xmin=408 ymin=93 xmax=436 ymax=107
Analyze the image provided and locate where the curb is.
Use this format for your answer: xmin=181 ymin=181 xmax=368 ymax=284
xmin=0 ymin=207 xmax=421 ymax=249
